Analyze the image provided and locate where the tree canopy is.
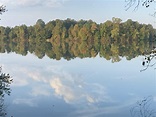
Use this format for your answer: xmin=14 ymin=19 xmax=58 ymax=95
xmin=0 ymin=18 xmax=155 ymax=62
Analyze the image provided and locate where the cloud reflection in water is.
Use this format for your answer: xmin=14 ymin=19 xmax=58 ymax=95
xmin=50 ymin=74 xmax=111 ymax=104
xmin=12 ymin=64 xmax=112 ymax=105
xmin=1 ymin=53 xmax=156 ymax=117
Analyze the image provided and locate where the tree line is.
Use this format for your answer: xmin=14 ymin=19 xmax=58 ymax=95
xmin=0 ymin=17 xmax=155 ymax=62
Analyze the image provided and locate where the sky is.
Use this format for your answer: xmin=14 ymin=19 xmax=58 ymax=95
xmin=0 ymin=0 xmax=156 ymax=27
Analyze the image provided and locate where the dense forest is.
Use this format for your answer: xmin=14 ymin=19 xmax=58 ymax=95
xmin=0 ymin=17 xmax=155 ymax=62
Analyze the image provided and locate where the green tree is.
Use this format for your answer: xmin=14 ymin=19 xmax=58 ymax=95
xmin=34 ymin=19 xmax=46 ymax=39
xmin=44 ymin=21 xmax=55 ymax=39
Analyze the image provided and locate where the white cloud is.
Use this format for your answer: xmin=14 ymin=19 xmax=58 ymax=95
xmin=13 ymin=98 xmax=37 ymax=107
xmin=50 ymin=73 xmax=112 ymax=104
xmin=17 ymin=65 xmax=112 ymax=104
xmin=30 ymin=86 xmax=51 ymax=96
xmin=13 ymin=77 xmax=28 ymax=86
xmin=86 ymin=95 xmax=95 ymax=103
xmin=50 ymin=77 xmax=82 ymax=103
xmin=27 ymin=71 xmax=48 ymax=83
xmin=2 ymin=62 xmax=112 ymax=105
xmin=0 ymin=0 xmax=69 ymax=7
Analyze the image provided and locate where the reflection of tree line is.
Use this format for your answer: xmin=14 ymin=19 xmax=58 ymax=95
xmin=0 ymin=67 xmax=12 ymax=116
xmin=0 ymin=18 xmax=155 ymax=62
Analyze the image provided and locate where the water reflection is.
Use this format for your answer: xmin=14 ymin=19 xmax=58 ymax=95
xmin=0 ymin=52 xmax=156 ymax=117
xmin=0 ymin=18 xmax=155 ymax=62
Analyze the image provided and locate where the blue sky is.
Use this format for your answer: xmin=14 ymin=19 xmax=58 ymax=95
xmin=0 ymin=0 xmax=155 ymax=27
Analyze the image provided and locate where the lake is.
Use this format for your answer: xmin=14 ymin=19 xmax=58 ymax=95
xmin=0 ymin=52 xmax=156 ymax=117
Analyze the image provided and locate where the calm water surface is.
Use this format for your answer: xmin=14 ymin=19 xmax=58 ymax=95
xmin=0 ymin=52 xmax=156 ymax=117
